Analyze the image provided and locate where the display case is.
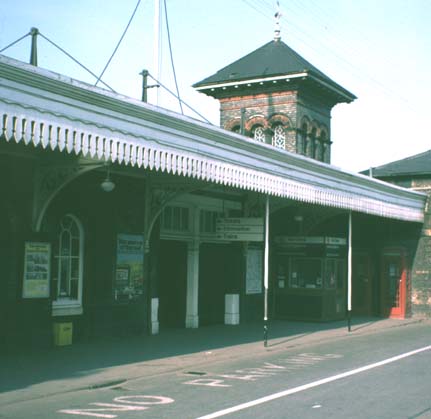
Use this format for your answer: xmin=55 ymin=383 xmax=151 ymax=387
xmin=274 ymin=236 xmax=347 ymax=321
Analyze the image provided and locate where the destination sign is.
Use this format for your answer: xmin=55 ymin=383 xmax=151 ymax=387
xmin=216 ymin=218 xmax=264 ymax=242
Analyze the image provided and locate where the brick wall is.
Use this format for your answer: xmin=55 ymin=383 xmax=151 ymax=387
xmin=411 ymin=183 xmax=431 ymax=318
xmin=219 ymin=89 xmax=332 ymax=163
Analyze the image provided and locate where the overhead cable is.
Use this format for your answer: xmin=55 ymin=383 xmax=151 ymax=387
xmin=38 ymin=32 xmax=116 ymax=92
xmin=163 ymin=0 xmax=183 ymax=114
xmin=95 ymin=0 xmax=142 ymax=87
xmin=147 ymin=72 xmax=212 ymax=124
xmin=0 ymin=31 xmax=31 ymax=54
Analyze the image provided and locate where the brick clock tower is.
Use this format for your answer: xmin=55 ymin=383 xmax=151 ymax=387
xmin=193 ymin=23 xmax=356 ymax=164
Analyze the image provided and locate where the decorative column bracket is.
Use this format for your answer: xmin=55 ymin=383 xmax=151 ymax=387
xmin=32 ymin=159 xmax=103 ymax=232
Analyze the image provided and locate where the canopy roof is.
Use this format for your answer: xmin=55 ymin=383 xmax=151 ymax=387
xmin=0 ymin=54 xmax=425 ymax=222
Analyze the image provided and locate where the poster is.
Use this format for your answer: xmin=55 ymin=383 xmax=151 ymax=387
xmin=246 ymin=247 xmax=263 ymax=294
xmin=114 ymin=234 xmax=144 ymax=300
xmin=22 ymin=242 xmax=51 ymax=298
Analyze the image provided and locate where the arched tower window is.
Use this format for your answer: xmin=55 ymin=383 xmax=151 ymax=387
xmin=253 ymin=125 xmax=266 ymax=143
xmin=272 ymin=125 xmax=286 ymax=149
xmin=298 ymin=122 xmax=308 ymax=155
xmin=320 ymin=130 xmax=330 ymax=163
xmin=53 ymin=214 xmax=84 ymax=316
xmin=307 ymin=127 xmax=317 ymax=158
xmin=315 ymin=132 xmax=323 ymax=161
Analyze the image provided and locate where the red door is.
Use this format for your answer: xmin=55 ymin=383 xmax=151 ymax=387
xmin=381 ymin=249 xmax=407 ymax=319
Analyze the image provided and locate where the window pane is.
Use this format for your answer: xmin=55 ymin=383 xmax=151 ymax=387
xmin=60 ymin=230 xmax=71 ymax=257
xmin=272 ymin=126 xmax=286 ymax=149
xmin=59 ymin=257 xmax=70 ymax=296
xmin=181 ymin=208 xmax=189 ymax=231
xmin=163 ymin=206 xmax=172 ymax=230
xmin=325 ymin=259 xmax=336 ymax=289
xmin=290 ymin=258 xmax=322 ymax=288
xmin=71 ymin=238 xmax=80 ymax=257
xmin=70 ymin=279 xmax=78 ymax=300
xmin=173 ymin=206 xmax=181 ymax=229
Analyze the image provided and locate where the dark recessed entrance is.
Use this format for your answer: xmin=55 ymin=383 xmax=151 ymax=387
xmin=158 ymin=240 xmax=187 ymax=329
xmin=199 ymin=243 xmax=236 ymax=326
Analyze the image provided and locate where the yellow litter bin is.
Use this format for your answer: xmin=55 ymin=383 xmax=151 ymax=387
xmin=53 ymin=322 xmax=73 ymax=346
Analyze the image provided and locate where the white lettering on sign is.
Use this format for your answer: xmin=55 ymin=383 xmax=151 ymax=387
xmin=215 ymin=218 xmax=264 ymax=242
xmin=58 ymin=395 xmax=174 ymax=418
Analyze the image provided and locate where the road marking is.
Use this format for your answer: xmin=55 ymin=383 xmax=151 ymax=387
xmin=58 ymin=395 xmax=174 ymax=418
xmin=183 ymin=353 xmax=341 ymax=388
xmin=195 ymin=345 xmax=431 ymax=419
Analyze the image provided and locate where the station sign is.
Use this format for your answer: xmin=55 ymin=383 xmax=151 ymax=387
xmin=216 ymin=218 xmax=264 ymax=242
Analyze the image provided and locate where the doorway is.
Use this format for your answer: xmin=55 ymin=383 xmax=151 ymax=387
xmin=158 ymin=240 xmax=187 ymax=328
xmin=199 ymin=243 xmax=236 ymax=326
xmin=352 ymin=252 xmax=373 ymax=315
xmin=381 ymin=248 xmax=407 ymax=318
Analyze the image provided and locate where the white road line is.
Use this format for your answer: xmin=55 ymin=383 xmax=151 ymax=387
xmin=195 ymin=345 xmax=431 ymax=419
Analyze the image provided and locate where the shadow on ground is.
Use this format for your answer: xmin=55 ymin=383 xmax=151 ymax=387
xmin=0 ymin=317 xmax=390 ymax=394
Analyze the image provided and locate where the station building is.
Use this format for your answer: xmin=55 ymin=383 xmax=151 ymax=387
xmin=0 ymin=32 xmax=426 ymax=350
xmin=363 ymin=151 xmax=431 ymax=318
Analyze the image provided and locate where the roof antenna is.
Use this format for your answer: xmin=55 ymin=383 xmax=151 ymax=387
xmin=274 ymin=1 xmax=282 ymax=42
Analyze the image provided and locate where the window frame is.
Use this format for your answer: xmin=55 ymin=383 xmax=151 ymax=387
xmin=52 ymin=214 xmax=84 ymax=317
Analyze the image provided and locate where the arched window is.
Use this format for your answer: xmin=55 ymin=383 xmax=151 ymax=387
xmin=299 ymin=123 xmax=308 ymax=155
xmin=231 ymin=125 xmax=241 ymax=134
xmin=307 ymin=127 xmax=317 ymax=158
xmin=253 ymin=125 xmax=266 ymax=143
xmin=272 ymin=125 xmax=286 ymax=149
xmin=318 ymin=131 xmax=327 ymax=162
xmin=315 ymin=137 xmax=322 ymax=161
xmin=53 ymin=214 xmax=84 ymax=316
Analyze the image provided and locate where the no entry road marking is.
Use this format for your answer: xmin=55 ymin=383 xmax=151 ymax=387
xmin=195 ymin=345 xmax=431 ymax=419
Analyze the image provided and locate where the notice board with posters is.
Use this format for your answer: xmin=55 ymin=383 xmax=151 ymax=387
xmin=246 ymin=246 xmax=263 ymax=294
xmin=114 ymin=234 xmax=144 ymax=300
xmin=22 ymin=241 xmax=51 ymax=298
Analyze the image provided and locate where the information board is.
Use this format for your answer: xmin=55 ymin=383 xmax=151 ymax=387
xmin=246 ymin=247 xmax=263 ymax=294
xmin=114 ymin=234 xmax=144 ymax=300
xmin=216 ymin=218 xmax=264 ymax=242
xmin=22 ymin=241 xmax=51 ymax=298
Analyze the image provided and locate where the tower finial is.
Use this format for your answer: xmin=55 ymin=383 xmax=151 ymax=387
xmin=274 ymin=1 xmax=282 ymax=41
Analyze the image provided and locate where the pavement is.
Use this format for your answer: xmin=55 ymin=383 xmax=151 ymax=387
xmin=0 ymin=316 xmax=427 ymax=408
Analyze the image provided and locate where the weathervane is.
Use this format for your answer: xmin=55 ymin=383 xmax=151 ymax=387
xmin=274 ymin=1 xmax=282 ymax=41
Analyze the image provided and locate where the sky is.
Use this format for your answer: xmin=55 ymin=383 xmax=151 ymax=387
xmin=1 ymin=0 xmax=430 ymax=172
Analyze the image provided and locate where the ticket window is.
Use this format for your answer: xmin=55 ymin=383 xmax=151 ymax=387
xmin=289 ymin=258 xmax=323 ymax=289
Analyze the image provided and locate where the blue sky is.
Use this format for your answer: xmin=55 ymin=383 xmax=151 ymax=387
xmin=1 ymin=0 xmax=430 ymax=172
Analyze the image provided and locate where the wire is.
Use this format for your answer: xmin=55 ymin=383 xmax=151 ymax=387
xmin=147 ymin=72 xmax=212 ymax=124
xmin=38 ymin=32 xmax=116 ymax=92
xmin=163 ymin=0 xmax=183 ymax=114
xmin=95 ymin=0 xmax=141 ymax=87
xmin=0 ymin=31 xmax=31 ymax=54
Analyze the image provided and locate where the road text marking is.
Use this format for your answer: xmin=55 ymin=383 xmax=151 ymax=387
xmin=195 ymin=345 xmax=431 ymax=419
xmin=58 ymin=395 xmax=174 ymax=418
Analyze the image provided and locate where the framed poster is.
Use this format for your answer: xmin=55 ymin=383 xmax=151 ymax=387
xmin=114 ymin=234 xmax=144 ymax=299
xmin=246 ymin=246 xmax=263 ymax=294
xmin=22 ymin=241 xmax=51 ymax=298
